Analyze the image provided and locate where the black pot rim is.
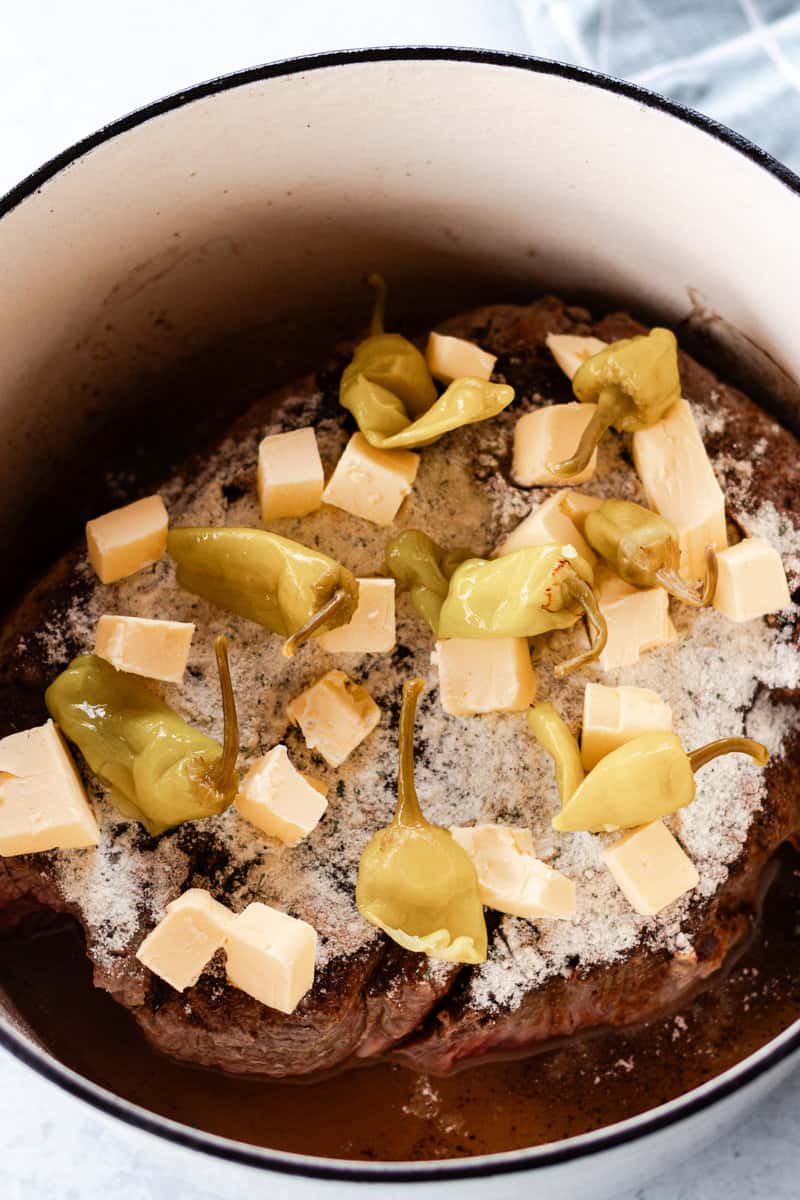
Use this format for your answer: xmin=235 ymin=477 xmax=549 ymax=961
xmin=1 ymin=45 xmax=799 ymax=1184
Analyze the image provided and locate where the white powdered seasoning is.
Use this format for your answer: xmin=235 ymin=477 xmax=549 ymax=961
xmin=28 ymin=375 xmax=800 ymax=1006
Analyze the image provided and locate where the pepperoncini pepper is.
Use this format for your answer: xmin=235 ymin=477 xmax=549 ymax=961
xmin=356 ymin=678 xmax=488 ymax=964
xmin=45 ymin=636 xmax=240 ymax=836
xmin=340 ymin=275 xmax=515 ymax=450
xmin=527 ymin=704 xmax=584 ymax=805
xmin=167 ymin=527 xmax=358 ymax=656
xmin=584 ymin=499 xmax=718 ymax=603
xmin=551 ymin=328 xmax=681 ymax=477
xmin=385 ymin=530 xmax=475 ymax=633
xmin=437 ymin=544 xmax=608 ymax=677
xmin=530 ymin=712 xmax=768 ymax=832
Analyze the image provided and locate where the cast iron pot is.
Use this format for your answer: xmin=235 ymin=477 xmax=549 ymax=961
xmin=1 ymin=47 xmax=798 ymax=1199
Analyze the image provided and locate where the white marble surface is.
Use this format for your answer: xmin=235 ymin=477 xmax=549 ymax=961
xmin=2 ymin=2 xmax=800 ymax=1196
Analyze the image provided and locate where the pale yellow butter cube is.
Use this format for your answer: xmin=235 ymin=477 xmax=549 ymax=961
xmin=95 ymin=614 xmax=195 ymax=684
xmin=545 ymin=334 xmax=607 ymax=381
xmin=257 ymin=426 xmax=324 ymax=521
xmin=318 ymin=578 xmax=396 ymax=654
xmin=136 ymin=889 xmax=234 ymax=991
xmin=495 ymin=490 xmax=596 ymax=564
xmin=432 ymin=638 xmax=536 ymax=716
xmin=287 ymin=669 xmax=380 ymax=766
xmin=512 ymin=403 xmax=599 ymax=487
xmin=633 ymin=399 xmax=727 ymax=581
xmin=236 ymin=745 xmax=328 ymax=846
xmin=602 ymin=820 xmax=699 ymax=916
xmin=712 ymin=537 xmax=791 ymax=622
xmin=595 ymin=571 xmax=676 ymax=672
xmin=425 ymin=332 xmax=496 ymax=384
xmin=450 ymin=824 xmax=576 ymax=919
xmin=225 ymin=902 xmax=316 ymax=1014
xmin=322 ymin=433 xmax=419 ymax=526
xmin=581 ymin=683 xmax=673 ymax=770
xmin=0 ymin=721 xmax=99 ymax=856
xmin=86 ymin=494 xmax=168 ymax=584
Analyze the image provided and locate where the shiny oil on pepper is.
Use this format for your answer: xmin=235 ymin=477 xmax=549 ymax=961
xmin=527 ymin=703 xmax=584 ymax=805
xmin=530 ymin=713 xmax=769 ymax=832
xmin=385 ymin=529 xmax=475 ymax=632
xmin=356 ymin=678 xmax=488 ymax=964
xmin=583 ymin=499 xmax=718 ymax=603
xmin=167 ymin=527 xmax=358 ymax=656
xmin=45 ymin=636 xmax=240 ymax=836
xmin=340 ymin=275 xmax=515 ymax=450
xmin=551 ymin=328 xmax=682 ymax=477
xmin=437 ymin=544 xmax=608 ymax=677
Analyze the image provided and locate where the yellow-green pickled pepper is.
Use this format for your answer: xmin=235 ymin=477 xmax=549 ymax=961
xmin=340 ymin=275 xmax=515 ymax=450
xmin=585 ymin=499 xmax=717 ymax=604
xmin=527 ymin=704 xmax=584 ymax=805
xmin=45 ymin=636 xmax=240 ymax=836
xmin=551 ymin=328 xmax=682 ymax=477
xmin=438 ymin=544 xmax=608 ymax=677
xmin=385 ymin=529 xmax=475 ymax=633
xmin=356 ymin=678 xmax=488 ymax=964
xmin=167 ymin=527 xmax=358 ymax=656
xmin=530 ymin=724 xmax=769 ymax=833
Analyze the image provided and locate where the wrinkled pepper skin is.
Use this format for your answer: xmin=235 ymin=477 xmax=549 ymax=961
xmin=356 ymin=679 xmax=487 ymax=964
xmin=167 ymin=528 xmax=358 ymax=652
xmin=340 ymin=275 xmax=515 ymax=450
xmin=438 ymin=544 xmax=607 ymax=676
xmin=46 ymin=644 xmax=239 ymax=836
xmin=438 ymin=545 xmax=592 ymax=638
xmin=545 ymin=730 xmax=769 ymax=833
xmin=552 ymin=328 xmax=682 ymax=477
xmin=385 ymin=530 xmax=475 ymax=633
xmin=584 ymin=499 xmax=717 ymax=606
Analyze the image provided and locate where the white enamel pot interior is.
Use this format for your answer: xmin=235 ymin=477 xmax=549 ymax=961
xmin=0 ymin=48 xmax=798 ymax=1198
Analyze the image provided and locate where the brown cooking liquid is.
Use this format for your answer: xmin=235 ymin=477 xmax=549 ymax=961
xmin=1 ymin=848 xmax=798 ymax=1162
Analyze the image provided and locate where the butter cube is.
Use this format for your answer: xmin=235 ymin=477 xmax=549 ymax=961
xmin=633 ymin=399 xmax=727 ymax=580
xmin=495 ymin=490 xmax=596 ymax=564
xmin=581 ymin=683 xmax=673 ymax=770
xmin=450 ymin=824 xmax=576 ymax=919
xmin=0 ymin=721 xmax=99 ymax=856
xmin=225 ymin=902 xmax=316 ymax=1014
xmin=236 ymin=745 xmax=328 ymax=845
xmin=713 ymin=537 xmax=791 ymax=622
xmin=546 ymin=334 xmax=607 ymax=381
xmin=602 ymin=821 xmax=699 ymax=916
xmin=287 ymin=669 xmax=380 ymax=766
xmin=432 ymin=638 xmax=536 ymax=716
xmin=86 ymin=494 xmax=168 ymax=584
xmin=512 ymin=403 xmax=599 ymax=487
xmin=426 ymin=331 xmax=496 ymax=384
xmin=257 ymin=426 xmax=324 ymax=521
xmin=95 ymin=614 xmax=195 ymax=684
xmin=136 ymin=889 xmax=233 ymax=991
xmin=595 ymin=571 xmax=676 ymax=672
xmin=322 ymin=433 xmax=419 ymax=526
xmin=318 ymin=578 xmax=396 ymax=654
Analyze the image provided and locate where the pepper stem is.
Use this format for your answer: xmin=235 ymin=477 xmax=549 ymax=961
xmin=210 ymin=635 xmax=239 ymax=794
xmin=368 ymin=272 xmax=387 ymax=337
xmin=395 ymin=677 xmax=427 ymax=827
xmin=282 ymin=588 xmax=351 ymax=658
xmin=688 ymin=736 xmax=769 ymax=774
xmin=655 ymin=546 xmax=719 ymax=608
xmin=553 ymin=573 xmax=608 ymax=678
xmin=548 ymin=400 xmax=613 ymax=478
